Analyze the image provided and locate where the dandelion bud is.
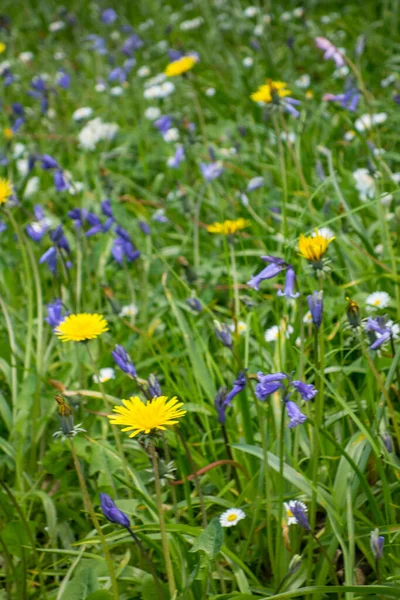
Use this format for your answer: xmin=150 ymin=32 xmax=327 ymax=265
xmin=346 ymin=297 xmax=361 ymax=328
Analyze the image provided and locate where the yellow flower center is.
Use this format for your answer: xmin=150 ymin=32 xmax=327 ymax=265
xmin=3 ymin=127 xmax=13 ymax=140
xmin=227 ymin=513 xmax=238 ymax=522
xmin=55 ymin=313 xmax=109 ymax=342
xmin=374 ymin=299 xmax=381 ymax=306
xmin=165 ymin=56 xmax=197 ymax=77
xmin=0 ymin=178 xmax=13 ymax=205
xmin=0 ymin=43 xmax=6 ymax=54
xmin=108 ymin=395 xmax=186 ymax=437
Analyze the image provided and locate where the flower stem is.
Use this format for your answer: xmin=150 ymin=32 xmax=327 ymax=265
xmin=176 ymin=428 xmax=207 ymax=527
xmin=126 ymin=527 xmax=164 ymax=599
xmin=229 ymin=241 xmax=240 ymax=321
xmin=69 ymin=440 xmax=119 ymax=599
xmin=149 ymin=442 xmax=177 ymax=598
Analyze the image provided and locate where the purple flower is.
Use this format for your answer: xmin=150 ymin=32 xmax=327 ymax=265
xmin=57 ymin=71 xmax=70 ymax=89
xmin=186 ymin=297 xmax=202 ymax=312
xmin=112 ymin=345 xmax=137 ymax=377
xmin=370 ymin=529 xmax=384 ymax=560
xmin=85 ymin=213 xmax=103 ymax=237
xmin=12 ymin=117 xmax=24 ymax=133
xmin=365 ymin=316 xmax=394 ymax=350
xmin=45 ymin=298 xmax=66 ymax=328
xmin=121 ymin=34 xmax=143 ymax=56
xmin=87 ymin=34 xmax=108 ymax=55
xmin=215 ymin=387 xmax=228 ymax=424
xmin=307 ymin=292 xmax=323 ymax=328
xmin=292 ymin=381 xmax=317 ymax=401
xmin=285 ymin=401 xmax=307 ymax=428
xmin=323 ymin=83 xmax=360 ymax=112
xmin=255 ymin=372 xmax=287 ymax=401
xmin=109 ymin=67 xmax=126 ymax=83
xmin=12 ymin=103 xmax=24 ymax=117
xmin=41 ymin=154 xmax=59 ymax=170
xmin=54 ymin=169 xmax=69 ymax=192
xmin=288 ymin=500 xmax=311 ymax=530
xmin=101 ymin=8 xmax=117 ymax=24
xmin=247 ymin=176 xmax=264 ymax=192
xmin=200 ymin=162 xmax=224 ymax=181
xmin=50 ymin=225 xmax=70 ymax=253
xmin=111 ymin=237 xmax=140 ymax=264
xmin=139 ymin=221 xmax=150 ymax=235
xmin=0 ymin=220 xmax=7 ymax=233
xmin=247 ymin=256 xmax=288 ymax=291
xmin=284 ymin=97 xmax=301 ymax=118
xmin=148 ymin=374 xmax=162 ymax=397
xmin=39 ymin=246 xmax=57 ymax=273
xmin=382 ymin=433 xmax=393 ymax=453
xmin=154 ymin=115 xmax=172 ymax=135
xmin=214 ymin=322 xmax=232 ymax=348
xmin=100 ymin=493 xmax=130 ymax=528
xmin=277 ymin=267 xmax=299 ymax=299
xmin=315 ymin=37 xmax=345 ymax=67
xmin=224 ymin=371 xmax=246 ymax=406
xmin=167 ymin=146 xmax=185 ymax=168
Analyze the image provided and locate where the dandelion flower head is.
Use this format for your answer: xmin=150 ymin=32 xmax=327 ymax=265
xmin=207 ymin=218 xmax=250 ymax=235
xmin=0 ymin=178 xmax=13 ymax=205
xmin=251 ymin=80 xmax=292 ymax=103
xmin=298 ymin=231 xmax=335 ymax=262
xmin=55 ymin=313 xmax=109 ymax=342
xmin=108 ymin=395 xmax=186 ymax=437
xmin=165 ymin=55 xmax=197 ymax=77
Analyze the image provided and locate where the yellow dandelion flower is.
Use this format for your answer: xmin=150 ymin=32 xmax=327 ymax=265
xmin=305 ymin=90 xmax=314 ymax=100
xmin=0 ymin=42 xmax=6 ymax=54
xmin=298 ymin=232 xmax=335 ymax=263
xmin=165 ymin=55 xmax=197 ymax=77
xmin=55 ymin=313 xmax=108 ymax=342
xmin=108 ymin=395 xmax=186 ymax=437
xmin=0 ymin=178 xmax=13 ymax=205
xmin=251 ymin=80 xmax=292 ymax=103
xmin=207 ymin=218 xmax=251 ymax=235
xmin=3 ymin=127 xmax=13 ymax=140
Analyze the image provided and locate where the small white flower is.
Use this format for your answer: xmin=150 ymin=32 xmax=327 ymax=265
xmin=366 ymin=291 xmax=391 ymax=311
xmin=263 ymin=14 xmax=272 ymax=24
xmin=110 ymin=30 xmax=121 ymax=41
xmin=374 ymin=243 xmax=384 ymax=256
xmin=381 ymin=193 xmax=393 ymax=206
xmin=47 ymin=108 xmax=56 ymax=119
xmin=284 ymin=501 xmax=307 ymax=526
xmin=229 ymin=321 xmax=247 ymax=335
xmin=344 ymin=130 xmax=356 ymax=142
xmin=0 ymin=61 xmax=11 ymax=75
xmin=137 ymin=66 xmax=151 ymax=77
xmin=68 ymin=181 xmax=84 ymax=195
xmin=312 ymin=227 xmax=335 ymax=240
xmin=355 ymin=113 xmax=387 ymax=132
xmin=163 ymin=127 xmax=179 ymax=142
xmin=333 ymin=65 xmax=349 ymax=78
xmin=54 ymin=51 xmax=65 ymax=60
xmin=220 ymin=508 xmax=246 ymax=527
xmin=293 ymin=7 xmax=304 ymax=17
xmin=253 ymin=24 xmax=264 ymax=36
xmin=13 ymin=142 xmax=26 ymax=159
xmin=110 ymin=86 xmax=124 ymax=96
xmin=244 ymin=6 xmax=258 ymax=17
xmin=24 ymin=177 xmax=40 ymax=198
xmin=145 ymin=73 xmax=166 ymax=88
xmin=72 ymin=107 xmax=93 ymax=121
xmin=19 ymin=51 xmax=34 ymax=63
xmin=243 ymin=56 xmax=254 ymax=68
xmin=281 ymin=11 xmax=292 ymax=21
xmin=78 ymin=117 xmax=118 ymax=150
xmin=120 ymin=303 xmax=139 ymax=318
xmin=93 ymin=368 xmax=116 ymax=384
xmin=264 ymin=324 xmax=293 ymax=342
xmin=353 ymin=168 xmax=375 ymax=201
xmin=381 ymin=74 xmax=396 ymax=88
xmin=16 ymin=159 xmax=29 ymax=177
xmin=303 ymin=311 xmax=313 ymax=324
xmin=49 ymin=21 xmax=65 ymax=32
xmin=145 ymin=106 xmax=161 ymax=120
xmin=281 ymin=131 xmax=296 ymax=144
xmin=295 ymin=74 xmax=310 ymax=88
xmin=95 ymin=82 xmax=107 ymax=92
xmin=180 ymin=17 xmax=204 ymax=30
xmin=391 ymin=172 xmax=400 ymax=184
xmin=205 ymin=87 xmax=216 ymax=97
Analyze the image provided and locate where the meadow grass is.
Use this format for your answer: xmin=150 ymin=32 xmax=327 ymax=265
xmin=0 ymin=0 xmax=400 ymax=598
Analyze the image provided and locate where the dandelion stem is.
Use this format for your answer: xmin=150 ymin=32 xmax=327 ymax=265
xmin=69 ymin=440 xmax=119 ymax=600
xmin=149 ymin=442 xmax=177 ymax=599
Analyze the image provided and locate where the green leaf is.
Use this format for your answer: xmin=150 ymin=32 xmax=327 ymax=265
xmin=1 ymin=520 xmax=35 ymax=559
xmin=85 ymin=592 xmax=113 ymax=600
xmin=190 ymin=517 xmax=223 ymax=559
xmin=60 ymin=566 xmax=98 ymax=600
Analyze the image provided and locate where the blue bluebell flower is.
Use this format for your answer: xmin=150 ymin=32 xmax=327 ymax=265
xmin=54 ymin=169 xmax=69 ymax=192
xmin=370 ymin=529 xmax=384 ymax=560
xmin=200 ymin=161 xmax=223 ymax=181
xmin=56 ymin=71 xmax=70 ymax=89
xmin=186 ymin=297 xmax=202 ymax=312
xmin=154 ymin=115 xmax=172 ymax=135
xmin=365 ymin=316 xmax=396 ymax=350
xmin=39 ymin=247 xmax=57 ymax=273
xmin=87 ymin=34 xmax=108 ymax=55
xmin=112 ymin=344 xmax=137 ymax=377
xmin=139 ymin=221 xmax=150 ymax=235
xmin=285 ymin=401 xmax=307 ymax=428
xmin=50 ymin=225 xmax=70 ymax=253
xmin=323 ymin=80 xmax=360 ymax=112
xmin=277 ymin=267 xmax=299 ymax=299
xmin=100 ymin=493 xmax=130 ymax=528
xmin=101 ymin=199 xmax=115 ymax=232
xmin=247 ymin=176 xmax=264 ymax=192
xmin=284 ymin=97 xmax=301 ymax=118
xmin=214 ymin=321 xmax=233 ymax=348
xmin=382 ymin=433 xmax=393 ymax=453
xmin=2 ymin=68 xmax=15 ymax=87
xmin=12 ymin=102 xmax=24 ymax=117
xmin=112 ymin=226 xmax=140 ymax=264
xmin=101 ymin=8 xmax=117 ymax=24
xmin=26 ymin=205 xmax=49 ymax=242
xmin=167 ymin=146 xmax=185 ymax=168
xmin=45 ymin=298 xmax=67 ymax=328
xmin=307 ymin=291 xmax=323 ymax=328
xmin=148 ymin=374 xmax=162 ymax=397
xmin=121 ymin=34 xmax=143 ymax=56
xmin=225 ymin=371 xmax=247 ymax=406
xmin=255 ymin=372 xmax=287 ymax=401
xmin=0 ymin=220 xmax=7 ymax=233
xmin=247 ymin=256 xmax=288 ymax=291
xmin=292 ymin=381 xmax=317 ymax=401
xmin=41 ymin=154 xmax=59 ymax=170
xmin=85 ymin=213 xmax=103 ymax=237
xmin=287 ymin=500 xmax=311 ymax=529
xmin=214 ymin=387 xmax=228 ymax=424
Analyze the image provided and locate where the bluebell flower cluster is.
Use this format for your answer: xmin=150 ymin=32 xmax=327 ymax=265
xmin=215 ymin=372 xmax=247 ymax=424
xmin=255 ymin=372 xmax=316 ymax=428
xmin=112 ymin=344 xmax=137 ymax=377
xmin=247 ymin=256 xmax=299 ymax=298
xmin=39 ymin=225 xmax=71 ymax=274
xmin=365 ymin=316 xmax=397 ymax=350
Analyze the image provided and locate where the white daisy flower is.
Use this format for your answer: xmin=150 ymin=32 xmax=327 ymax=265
xmin=137 ymin=66 xmax=150 ymax=78
xmin=312 ymin=227 xmax=335 ymax=240
xmin=72 ymin=107 xmax=93 ymax=121
xmin=120 ymin=303 xmax=139 ymax=318
xmin=220 ymin=508 xmax=246 ymax=527
xmin=381 ymin=74 xmax=396 ymax=88
xmin=353 ymin=168 xmax=375 ymax=201
xmin=95 ymin=81 xmax=107 ymax=93
xmin=205 ymin=87 xmax=216 ymax=97
xmin=144 ymin=106 xmax=161 ymax=120
xmin=93 ymin=368 xmax=116 ymax=384
xmin=295 ymin=74 xmax=310 ymax=88
xmin=110 ymin=86 xmax=124 ymax=96
xmin=284 ymin=501 xmax=307 ymax=526
xmin=243 ymin=57 xmax=254 ymax=68
xmin=366 ymin=291 xmax=391 ymax=311
xmin=180 ymin=17 xmax=204 ymax=30
xmin=163 ymin=128 xmax=179 ymax=142
xmin=244 ymin=6 xmax=258 ymax=17
xmin=253 ymin=24 xmax=264 ymax=36
xmin=344 ymin=130 xmax=356 ymax=142
xmin=24 ymin=176 xmax=40 ymax=198
xmin=49 ymin=21 xmax=65 ymax=32
xmin=264 ymin=324 xmax=293 ymax=342
xmin=303 ymin=311 xmax=313 ymax=324
xmin=229 ymin=321 xmax=247 ymax=335
xmin=355 ymin=113 xmax=387 ymax=132
xmin=19 ymin=51 xmax=34 ymax=63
